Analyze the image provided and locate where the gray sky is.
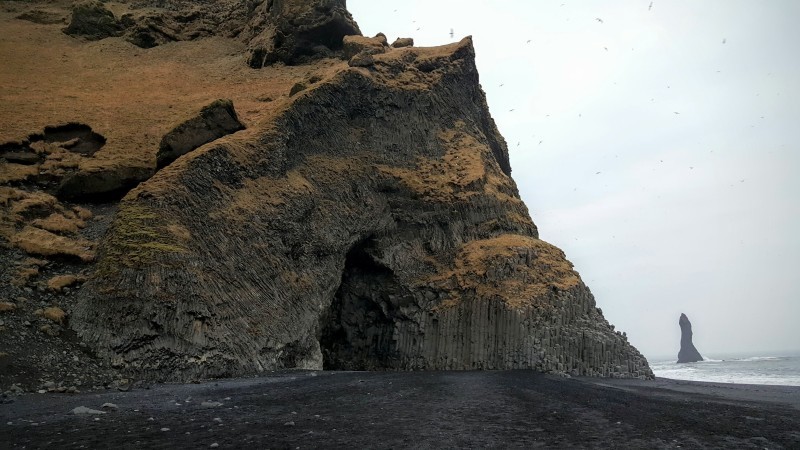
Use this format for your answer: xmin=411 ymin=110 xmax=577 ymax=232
xmin=349 ymin=0 xmax=800 ymax=360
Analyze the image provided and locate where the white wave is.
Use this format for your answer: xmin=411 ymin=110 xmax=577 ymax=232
xmin=730 ymin=356 xmax=784 ymax=362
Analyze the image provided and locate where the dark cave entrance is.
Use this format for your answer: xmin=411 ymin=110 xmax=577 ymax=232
xmin=319 ymin=238 xmax=402 ymax=370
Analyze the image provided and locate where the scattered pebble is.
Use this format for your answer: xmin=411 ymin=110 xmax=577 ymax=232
xmin=72 ymin=406 xmax=106 ymax=415
xmin=201 ymin=401 xmax=223 ymax=408
xmin=161 ymin=427 xmax=170 ymax=432
xmin=210 ymin=444 xmax=219 ymax=448
xmin=284 ymin=421 xmax=295 ymax=427
xmin=213 ymin=418 xmax=222 ymax=423
xmin=101 ymin=402 xmax=118 ymax=411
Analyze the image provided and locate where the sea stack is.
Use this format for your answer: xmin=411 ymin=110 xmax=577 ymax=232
xmin=677 ymin=313 xmax=703 ymax=363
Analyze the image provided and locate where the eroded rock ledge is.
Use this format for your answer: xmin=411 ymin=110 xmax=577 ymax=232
xmin=72 ymin=36 xmax=652 ymax=381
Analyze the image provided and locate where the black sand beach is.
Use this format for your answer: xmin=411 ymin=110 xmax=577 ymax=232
xmin=2 ymin=371 xmax=798 ymax=449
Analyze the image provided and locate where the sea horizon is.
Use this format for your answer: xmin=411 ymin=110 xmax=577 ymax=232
xmin=647 ymin=351 xmax=800 ymax=386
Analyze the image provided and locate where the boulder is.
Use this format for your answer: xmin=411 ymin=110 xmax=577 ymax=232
xmin=677 ymin=313 xmax=703 ymax=363
xmin=62 ymin=0 xmax=124 ymax=41
xmin=156 ymin=99 xmax=245 ymax=169
xmin=343 ymin=35 xmax=386 ymax=59
xmin=244 ymin=0 xmax=362 ymax=67
xmin=391 ymin=37 xmax=414 ymax=48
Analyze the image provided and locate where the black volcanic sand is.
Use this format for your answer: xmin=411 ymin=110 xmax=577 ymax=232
xmin=1 ymin=371 xmax=799 ymax=449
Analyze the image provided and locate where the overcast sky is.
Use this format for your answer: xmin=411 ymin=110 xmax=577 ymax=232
xmin=348 ymin=0 xmax=800 ymax=360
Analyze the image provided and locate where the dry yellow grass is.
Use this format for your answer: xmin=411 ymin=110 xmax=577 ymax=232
xmin=10 ymin=226 xmax=95 ymax=262
xmin=429 ymin=234 xmax=580 ymax=310
xmin=47 ymin=274 xmax=83 ymax=291
xmin=0 ymin=6 xmax=330 ymax=172
xmin=377 ymin=126 xmax=487 ymax=203
xmin=216 ymin=169 xmax=317 ymax=220
xmin=32 ymin=212 xmax=86 ymax=234
xmin=8 ymin=191 xmax=58 ymax=216
xmin=41 ymin=306 xmax=67 ymax=325
xmin=0 ymin=163 xmax=39 ymax=184
xmin=10 ymin=266 xmax=39 ymax=287
xmin=73 ymin=206 xmax=93 ymax=220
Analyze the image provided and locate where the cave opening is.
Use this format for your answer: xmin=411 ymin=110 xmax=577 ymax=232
xmin=319 ymin=237 xmax=402 ymax=370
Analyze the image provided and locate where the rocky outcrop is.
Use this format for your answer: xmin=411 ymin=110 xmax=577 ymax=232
xmin=243 ymin=0 xmax=361 ymax=67
xmin=72 ymin=35 xmax=652 ymax=382
xmin=61 ymin=0 xmax=260 ymax=49
xmin=677 ymin=313 xmax=703 ymax=363
xmin=60 ymin=0 xmax=363 ymax=66
xmin=63 ymin=0 xmax=124 ymax=41
xmin=391 ymin=37 xmax=414 ymax=48
xmin=156 ymin=99 xmax=245 ymax=169
xmin=119 ymin=0 xmax=260 ymax=49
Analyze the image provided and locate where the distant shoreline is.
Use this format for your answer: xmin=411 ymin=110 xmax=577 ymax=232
xmin=586 ymin=376 xmax=800 ymax=410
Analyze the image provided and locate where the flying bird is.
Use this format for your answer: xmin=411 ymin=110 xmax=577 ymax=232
xmin=649 ymin=2 xmax=653 ymax=10
xmin=722 ymin=38 xmax=726 ymax=44
xmin=596 ymin=17 xmax=603 ymax=23
xmin=604 ymin=47 xmax=608 ymax=51
xmin=450 ymin=28 xmax=454 ymax=38
xmin=526 ymin=39 xmax=531 ymax=44
xmin=595 ymin=171 xmax=601 ymax=175
xmin=538 ymin=140 xmax=543 ymax=145
xmin=674 ymin=111 xmax=680 ymax=114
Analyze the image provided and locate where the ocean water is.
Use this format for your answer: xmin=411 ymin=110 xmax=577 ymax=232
xmin=650 ymin=355 xmax=800 ymax=386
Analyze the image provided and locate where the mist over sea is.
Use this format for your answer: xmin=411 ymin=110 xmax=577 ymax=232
xmin=650 ymin=354 xmax=800 ymax=386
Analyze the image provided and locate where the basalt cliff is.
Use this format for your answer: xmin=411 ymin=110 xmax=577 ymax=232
xmin=0 ymin=0 xmax=652 ymax=389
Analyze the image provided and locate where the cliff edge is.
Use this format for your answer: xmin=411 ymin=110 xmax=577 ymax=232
xmin=1 ymin=0 xmax=652 ymax=388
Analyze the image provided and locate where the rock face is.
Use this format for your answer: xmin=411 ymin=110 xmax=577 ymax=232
xmin=63 ymin=0 xmax=124 ymax=41
xmin=156 ymin=100 xmax=245 ymax=169
xmin=243 ymin=0 xmax=361 ymax=67
xmin=72 ymin=32 xmax=652 ymax=381
xmin=677 ymin=313 xmax=703 ymax=363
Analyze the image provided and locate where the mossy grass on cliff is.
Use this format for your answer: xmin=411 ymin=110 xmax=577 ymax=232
xmin=97 ymin=202 xmax=189 ymax=274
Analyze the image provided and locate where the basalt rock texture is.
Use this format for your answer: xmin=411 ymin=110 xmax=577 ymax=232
xmin=243 ymin=0 xmax=362 ymax=68
xmin=63 ymin=0 xmax=124 ymax=41
xmin=677 ymin=313 xmax=703 ymax=363
xmin=70 ymin=32 xmax=652 ymax=381
xmin=156 ymin=99 xmax=245 ymax=169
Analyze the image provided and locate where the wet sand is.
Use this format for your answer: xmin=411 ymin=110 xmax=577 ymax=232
xmin=2 ymin=371 xmax=799 ymax=449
